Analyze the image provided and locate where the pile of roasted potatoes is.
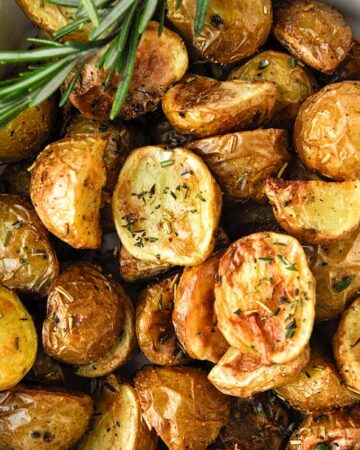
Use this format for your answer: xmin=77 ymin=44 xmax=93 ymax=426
xmin=1 ymin=0 xmax=360 ymax=448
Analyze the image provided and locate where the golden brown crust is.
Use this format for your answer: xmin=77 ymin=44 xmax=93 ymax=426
xmin=135 ymin=366 xmax=230 ymax=450
xmin=273 ymin=0 xmax=352 ymax=74
xmin=43 ymin=263 xmax=122 ymax=365
xmin=162 ymin=75 xmax=277 ymax=138
xmin=215 ymin=232 xmax=315 ymax=364
xmin=294 ymin=81 xmax=360 ymax=181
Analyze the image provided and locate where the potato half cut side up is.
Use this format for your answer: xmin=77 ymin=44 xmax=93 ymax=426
xmin=215 ymin=232 xmax=316 ymax=364
xmin=112 ymin=146 xmax=222 ymax=266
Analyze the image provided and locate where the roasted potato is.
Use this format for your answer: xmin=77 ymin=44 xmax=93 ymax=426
xmin=0 ymin=388 xmax=93 ymax=450
xmin=135 ymin=366 xmax=230 ymax=450
xmin=173 ymin=251 xmax=228 ymax=363
xmin=0 ymin=287 xmax=37 ymax=390
xmin=112 ymin=146 xmax=222 ymax=266
xmin=27 ymin=346 xmax=64 ymax=385
xmin=265 ymin=180 xmax=360 ymax=244
xmin=286 ymin=407 xmax=360 ymax=450
xmin=307 ymin=227 xmax=360 ymax=321
xmin=166 ymin=0 xmax=272 ymax=64
xmin=273 ymin=0 xmax=352 ymax=74
xmin=78 ymin=375 xmax=157 ymax=450
xmin=30 ymin=135 xmax=107 ymax=249
xmin=208 ymin=345 xmax=310 ymax=398
xmin=162 ymin=75 xmax=277 ymax=138
xmin=333 ymin=38 xmax=360 ymax=82
xmin=1 ymin=162 xmax=31 ymax=197
xmin=0 ymin=194 xmax=59 ymax=295
xmin=43 ymin=263 xmax=122 ymax=365
xmin=76 ymin=280 xmax=135 ymax=377
xmin=229 ymin=50 xmax=317 ymax=127
xmin=333 ymin=298 xmax=360 ymax=394
xmin=276 ymin=341 xmax=359 ymax=412
xmin=136 ymin=275 xmax=188 ymax=366
xmin=187 ymin=129 xmax=290 ymax=202
xmin=294 ymin=81 xmax=360 ymax=181
xmin=0 ymin=97 xmax=57 ymax=164
xmin=69 ymin=22 xmax=188 ymax=121
xmin=215 ymin=232 xmax=316 ymax=364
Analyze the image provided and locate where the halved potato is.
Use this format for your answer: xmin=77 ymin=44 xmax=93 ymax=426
xmin=273 ymin=0 xmax=352 ymax=74
xmin=135 ymin=366 xmax=230 ymax=450
xmin=276 ymin=341 xmax=359 ymax=411
xmin=112 ymin=146 xmax=222 ymax=266
xmin=229 ymin=50 xmax=317 ymax=127
xmin=215 ymin=232 xmax=316 ymax=364
xmin=208 ymin=345 xmax=310 ymax=398
xmin=166 ymin=0 xmax=272 ymax=64
xmin=173 ymin=251 xmax=228 ymax=363
xmin=187 ymin=129 xmax=290 ymax=202
xmin=0 ymin=388 xmax=93 ymax=450
xmin=78 ymin=375 xmax=157 ymax=450
xmin=265 ymin=179 xmax=360 ymax=244
xmin=30 ymin=135 xmax=107 ymax=249
xmin=294 ymin=81 xmax=360 ymax=181
xmin=69 ymin=22 xmax=188 ymax=121
xmin=333 ymin=298 xmax=360 ymax=394
xmin=0 ymin=287 xmax=37 ymax=390
xmin=0 ymin=194 xmax=59 ymax=295
xmin=75 ymin=280 xmax=135 ymax=378
xmin=162 ymin=75 xmax=277 ymax=138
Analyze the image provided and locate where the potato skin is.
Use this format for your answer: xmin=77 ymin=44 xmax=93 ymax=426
xmin=0 ymin=287 xmax=37 ymax=390
xmin=69 ymin=22 xmax=188 ymax=121
xmin=162 ymin=75 xmax=276 ymax=138
xmin=0 ymin=388 xmax=93 ymax=450
xmin=0 ymin=194 xmax=59 ymax=295
xmin=294 ymin=81 xmax=360 ymax=181
xmin=135 ymin=366 xmax=230 ymax=450
xmin=333 ymin=38 xmax=360 ymax=82
xmin=43 ymin=263 xmax=122 ymax=365
xmin=229 ymin=51 xmax=317 ymax=127
xmin=30 ymin=135 xmax=107 ymax=249
xmin=166 ymin=0 xmax=272 ymax=64
xmin=273 ymin=0 xmax=352 ymax=74
xmin=173 ymin=251 xmax=228 ymax=363
xmin=0 ymin=98 xmax=57 ymax=164
xmin=187 ymin=129 xmax=290 ymax=202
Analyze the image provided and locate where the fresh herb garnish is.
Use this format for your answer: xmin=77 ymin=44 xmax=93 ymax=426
xmin=160 ymin=159 xmax=175 ymax=168
xmin=258 ymin=257 xmax=273 ymax=263
xmin=333 ymin=276 xmax=355 ymax=293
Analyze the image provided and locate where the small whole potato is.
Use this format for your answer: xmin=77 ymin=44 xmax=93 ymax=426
xmin=43 ymin=263 xmax=122 ymax=365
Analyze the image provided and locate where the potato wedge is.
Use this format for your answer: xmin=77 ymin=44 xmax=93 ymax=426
xmin=286 ymin=407 xmax=360 ymax=450
xmin=69 ymin=22 xmax=188 ymax=121
xmin=215 ymin=232 xmax=316 ymax=364
xmin=0 ymin=388 xmax=93 ymax=450
xmin=276 ymin=341 xmax=359 ymax=412
xmin=0 ymin=97 xmax=57 ymax=164
xmin=273 ymin=0 xmax=352 ymax=74
xmin=265 ymin=179 xmax=360 ymax=244
xmin=229 ymin=50 xmax=317 ymax=127
xmin=30 ymin=135 xmax=107 ymax=249
xmin=78 ymin=375 xmax=157 ymax=450
xmin=75 ymin=280 xmax=135 ymax=377
xmin=166 ymin=0 xmax=272 ymax=64
xmin=112 ymin=146 xmax=222 ymax=266
xmin=0 ymin=287 xmax=37 ymax=390
xmin=0 ymin=194 xmax=59 ymax=295
xmin=294 ymin=81 xmax=360 ymax=181
xmin=136 ymin=275 xmax=188 ymax=366
xmin=135 ymin=366 xmax=230 ymax=450
xmin=333 ymin=298 xmax=360 ymax=394
xmin=173 ymin=251 xmax=228 ymax=363
xmin=43 ymin=263 xmax=122 ymax=365
xmin=162 ymin=75 xmax=276 ymax=138
xmin=187 ymin=129 xmax=290 ymax=202
xmin=208 ymin=345 xmax=310 ymax=398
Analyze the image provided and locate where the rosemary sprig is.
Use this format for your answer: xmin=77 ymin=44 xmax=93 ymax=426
xmin=0 ymin=0 xmax=210 ymax=128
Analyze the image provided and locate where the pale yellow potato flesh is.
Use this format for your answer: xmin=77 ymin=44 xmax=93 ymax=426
xmin=112 ymin=146 xmax=222 ymax=266
xmin=265 ymin=179 xmax=360 ymax=244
